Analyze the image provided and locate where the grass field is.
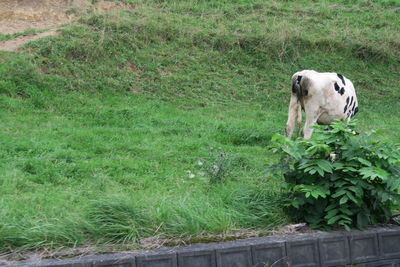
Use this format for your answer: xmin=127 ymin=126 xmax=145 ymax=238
xmin=1 ymin=0 xmax=400 ymax=254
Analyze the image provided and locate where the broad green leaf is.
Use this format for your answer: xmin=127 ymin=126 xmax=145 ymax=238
xmin=334 ymin=181 xmax=348 ymax=187
xmin=332 ymin=162 xmax=344 ymax=169
xmin=338 ymin=220 xmax=352 ymax=231
xmin=291 ymin=201 xmax=300 ymax=209
xmin=359 ymin=167 xmax=389 ymax=180
xmin=340 ymin=214 xmax=352 ymax=221
xmin=332 ymin=189 xmax=347 ymax=198
xmin=374 ymin=168 xmax=389 ymax=180
xmin=311 ymin=190 xmax=327 ymax=199
xmin=347 ymin=186 xmax=364 ymax=198
xmin=343 ymin=167 xmax=358 ymax=172
xmin=325 ymin=209 xmax=339 ymax=219
xmin=340 ymin=195 xmax=349 ymax=205
xmin=339 ymin=208 xmax=353 ymax=216
xmin=387 ymin=179 xmax=400 ymax=191
xmin=296 ymin=185 xmax=329 ymax=199
xmin=310 ymin=191 xmax=318 ymax=199
xmin=325 ymin=204 xmax=337 ymax=212
xmin=304 ymin=167 xmax=314 ymax=172
xmin=379 ymin=191 xmax=390 ymax=202
xmin=316 ymin=160 xmax=333 ymax=173
xmin=346 ymin=191 xmax=360 ymax=205
xmin=356 ymin=158 xmax=372 ymax=167
xmin=327 ymin=215 xmax=342 ymax=225
xmin=344 ymin=224 xmax=351 ymax=231
xmin=306 ymin=144 xmax=331 ymax=155
xmin=282 ymin=146 xmax=302 ymax=160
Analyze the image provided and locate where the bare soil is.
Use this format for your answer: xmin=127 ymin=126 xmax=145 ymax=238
xmin=0 ymin=0 xmax=133 ymax=51
xmin=0 ymin=30 xmax=59 ymax=52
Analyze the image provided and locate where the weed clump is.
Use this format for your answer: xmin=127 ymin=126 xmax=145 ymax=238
xmin=270 ymin=120 xmax=400 ymax=230
xmin=86 ymin=198 xmax=151 ymax=242
xmin=196 ymin=147 xmax=252 ymax=184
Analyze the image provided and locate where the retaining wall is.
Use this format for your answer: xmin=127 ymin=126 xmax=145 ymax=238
xmin=11 ymin=226 xmax=400 ymax=267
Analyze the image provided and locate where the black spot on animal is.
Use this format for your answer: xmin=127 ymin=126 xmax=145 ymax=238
xmin=334 ymin=82 xmax=340 ymax=91
xmin=297 ymin=76 xmax=302 ymax=83
xmin=339 ymin=87 xmax=345 ymax=95
xmin=351 ymin=101 xmax=356 ymax=111
xmin=337 ymin=73 xmax=346 ymax=85
xmin=344 ymin=103 xmax=348 ymax=113
xmin=346 ymin=96 xmax=350 ymax=104
xmin=350 ymin=105 xmax=358 ymax=118
xmin=349 ymin=96 xmax=353 ymax=107
xmin=353 ymin=106 xmax=359 ymax=116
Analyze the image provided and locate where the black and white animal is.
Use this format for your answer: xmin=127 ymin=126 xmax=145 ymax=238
xmin=285 ymin=70 xmax=359 ymax=139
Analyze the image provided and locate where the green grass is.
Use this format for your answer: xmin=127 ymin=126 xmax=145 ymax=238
xmin=0 ymin=0 xmax=399 ymax=254
xmin=0 ymin=28 xmax=50 ymax=42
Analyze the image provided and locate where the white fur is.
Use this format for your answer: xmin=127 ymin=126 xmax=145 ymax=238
xmin=285 ymin=70 xmax=359 ymax=139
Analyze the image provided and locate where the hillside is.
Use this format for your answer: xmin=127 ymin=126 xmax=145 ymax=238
xmin=0 ymin=0 xmax=399 ymax=260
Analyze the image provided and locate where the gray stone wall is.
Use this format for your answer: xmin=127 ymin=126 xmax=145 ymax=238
xmin=11 ymin=226 xmax=400 ymax=267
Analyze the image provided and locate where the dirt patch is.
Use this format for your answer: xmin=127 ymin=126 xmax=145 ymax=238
xmin=0 ymin=0 xmax=133 ymax=51
xmin=125 ymin=62 xmax=143 ymax=74
xmin=1 ymin=0 xmax=80 ymax=35
xmin=0 ymin=30 xmax=59 ymax=52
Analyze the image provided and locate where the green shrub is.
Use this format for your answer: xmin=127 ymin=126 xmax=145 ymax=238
xmin=269 ymin=120 xmax=400 ymax=230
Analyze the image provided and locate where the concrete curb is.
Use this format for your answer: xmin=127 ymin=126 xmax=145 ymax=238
xmin=10 ymin=226 xmax=400 ymax=267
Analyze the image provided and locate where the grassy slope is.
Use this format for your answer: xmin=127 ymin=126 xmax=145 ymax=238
xmin=0 ymin=0 xmax=399 ymax=253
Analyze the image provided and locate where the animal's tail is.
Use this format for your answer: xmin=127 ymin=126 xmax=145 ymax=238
xmin=291 ymin=74 xmax=311 ymax=99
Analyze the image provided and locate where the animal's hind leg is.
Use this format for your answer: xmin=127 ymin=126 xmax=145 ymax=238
xmin=295 ymin=104 xmax=302 ymax=137
xmin=302 ymin=101 xmax=322 ymax=139
xmin=285 ymin=94 xmax=300 ymax=138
